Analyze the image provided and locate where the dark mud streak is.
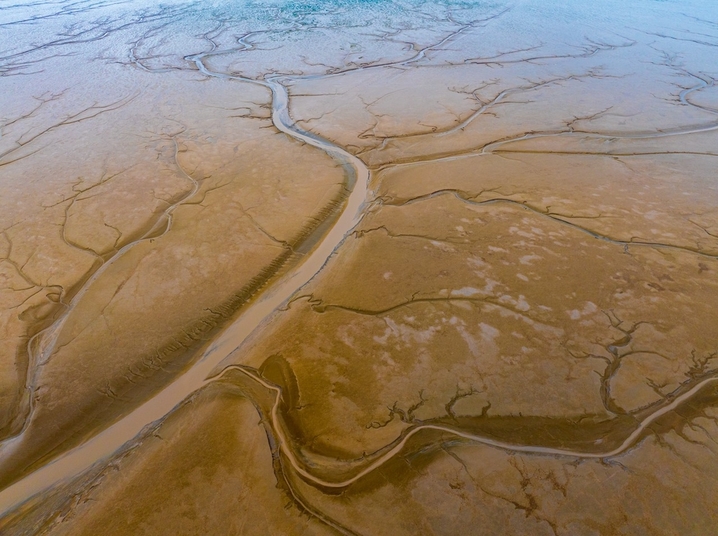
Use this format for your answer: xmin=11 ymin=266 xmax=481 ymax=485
xmin=5 ymin=367 xmax=717 ymax=535
xmin=0 ymin=134 xmax=199 ymax=448
xmin=376 ymin=189 xmax=718 ymax=258
xmin=204 ymin=363 xmax=718 ymax=492
xmin=367 ymin=65 xmax=718 ymax=170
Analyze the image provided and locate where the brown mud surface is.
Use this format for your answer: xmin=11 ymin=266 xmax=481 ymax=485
xmin=1 ymin=0 xmax=717 ymax=534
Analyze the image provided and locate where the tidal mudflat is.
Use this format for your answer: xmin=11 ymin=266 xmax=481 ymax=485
xmin=0 ymin=0 xmax=717 ymax=534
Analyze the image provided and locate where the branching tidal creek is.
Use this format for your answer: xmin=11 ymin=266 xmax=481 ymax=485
xmin=1 ymin=1 xmax=717 ymax=534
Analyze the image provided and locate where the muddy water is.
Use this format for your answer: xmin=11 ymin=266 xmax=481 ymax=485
xmin=1 ymin=0 xmax=718 ymax=534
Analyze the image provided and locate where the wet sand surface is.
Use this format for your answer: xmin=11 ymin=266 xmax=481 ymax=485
xmin=0 ymin=0 xmax=717 ymax=534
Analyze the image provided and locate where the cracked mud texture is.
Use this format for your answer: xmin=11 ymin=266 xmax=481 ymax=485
xmin=1 ymin=0 xmax=718 ymax=535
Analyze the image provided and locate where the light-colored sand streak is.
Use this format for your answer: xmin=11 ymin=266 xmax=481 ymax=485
xmin=221 ymin=365 xmax=718 ymax=489
xmin=0 ymin=52 xmax=370 ymax=517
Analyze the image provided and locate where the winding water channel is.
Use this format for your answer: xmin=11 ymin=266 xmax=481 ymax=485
xmin=1 ymin=5 xmax=717 ymax=530
xmin=0 ymin=49 xmax=371 ymax=515
xmin=217 ymin=365 xmax=718 ymax=489
xmin=2 ymin=49 xmax=717 ymax=512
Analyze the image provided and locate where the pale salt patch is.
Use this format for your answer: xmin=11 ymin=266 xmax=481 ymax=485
xmin=431 ymin=240 xmax=455 ymax=252
xmin=467 ymin=256 xmax=487 ymax=268
xmin=456 ymin=325 xmax=479 ymax=357
xmin=516 ymin=273 xmax=529 ymax=282
xmin=373 ymin=328 xmax=391 ymax=345
xmin=385 ymin=317 xmax=401 ymax=334
xmin=520 ymin=254 xmax=541 ymax=265
xmin=510 ymin=226 xmax=535 ymax=239
xmin=373 ymin=317 xmax=440 ymax=346
xmin=485 ymin=303 xmax=563 ymax=337
xmin=479 ymin=322 xmax=500 ymax=342
xmin=488 ymin=245 xmax=508 ymax=253
xmin=567 ymin=301 xmax=598 ymax=320
xmin=499 ymin=294 xmax=530 ymax=311
xmin=451 ymin=287 xmax=480 ymax=297
xmin=383 ymin=271 xmax=393 ymax=280
xmin=336 ymin=325 xmax=355 ymax=348
xmin=481 ymin=279 xmax=500 ymax=294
